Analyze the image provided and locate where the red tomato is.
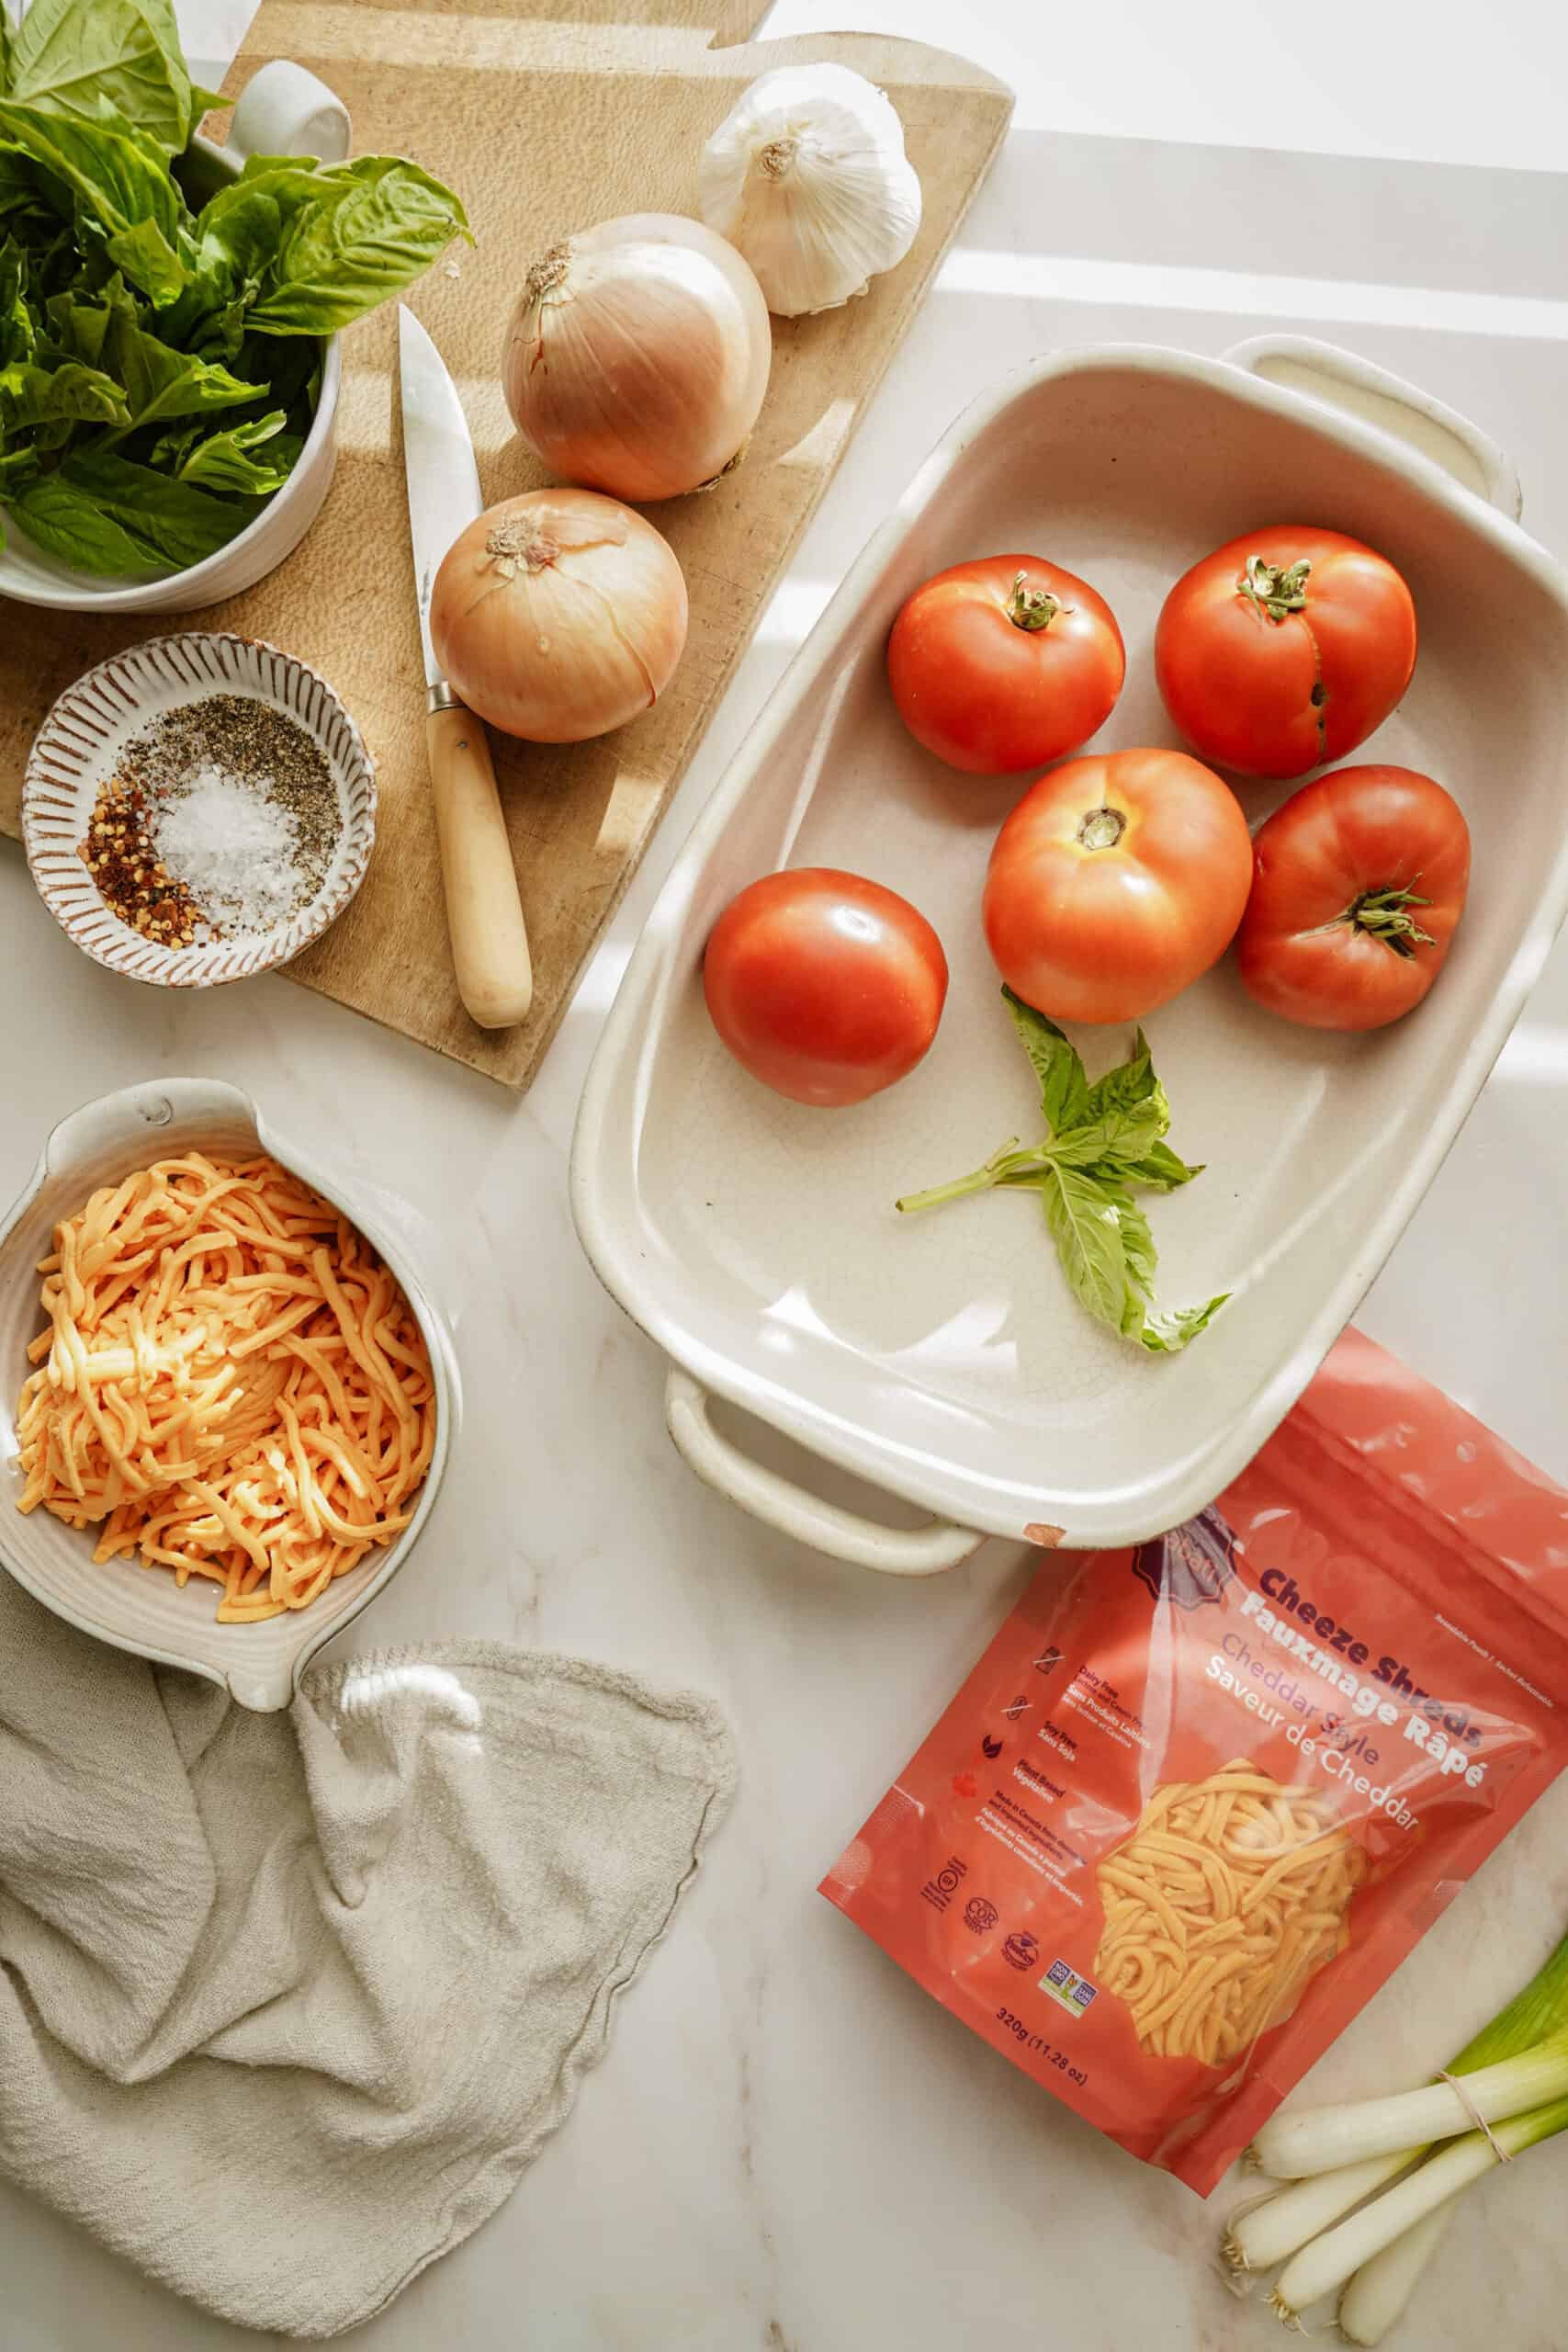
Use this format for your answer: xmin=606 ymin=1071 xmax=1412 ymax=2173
xmin=1155 ymin=526 xmax=1417 ymax=779
xmin=886 ymin=554 xmax=1125 ymax=775
xmin=982 ymin=749 xmax=1252 ymax=1023
xmin=1235 ymin=764 xmax=1470 ymax=1031
xmin=704 ymin=868 xmax=949 ymax=1106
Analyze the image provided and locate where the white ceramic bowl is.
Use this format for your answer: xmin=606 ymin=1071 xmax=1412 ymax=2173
xmin=0 ymin=64 xmax=350 ymax=616
xmin=22 ymin=632 xmax=377 ymax=986
xmin=0 ymin=1080 xmax=458 ymax=1710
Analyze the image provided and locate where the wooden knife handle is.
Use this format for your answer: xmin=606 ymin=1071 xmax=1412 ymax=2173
xmin=425 ymin=698 xmax=533 ymax=1029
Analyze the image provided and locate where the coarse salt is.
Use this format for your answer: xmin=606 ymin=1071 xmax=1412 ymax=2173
xmin=153 ymin=765 xmax=307 ymax=932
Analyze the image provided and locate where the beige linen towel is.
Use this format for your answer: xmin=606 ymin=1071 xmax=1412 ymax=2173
xmin=0 ymin=1572 xmax=734 ymax=2338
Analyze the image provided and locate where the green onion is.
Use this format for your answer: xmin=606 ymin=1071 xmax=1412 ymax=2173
xmin=1270 ymin=2096 xmax=1568 ymax=2322
xmin=1337 ymin=2200 xmax=1458 ymax=2346
xmin=1332 ymin=1924 xmax=1568 ymax=2338
xmin=1251 ymin=2026 xmax=1568 ymax=2177
xmin=1221 ymin=2154 xmax=1413 ymax=2278
xmin=1225 ymin=1928 xmax=1568 ymax=2329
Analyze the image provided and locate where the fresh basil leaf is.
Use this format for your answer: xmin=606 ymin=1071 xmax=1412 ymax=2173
xmin=1090 ymin=1139 xmax=1203 ymax=1193
xmin=43 ymin=277 xmax=113 ymax=361
xmin=0 ymin=148 xmax=39 ymax=217
xmin=161 ymin=183 xmax=282 ymax=351
xmin=238 ymin=152 xmax=321 ymax=184
xmin=1041 ymin=1098 xmax=1169 ymax=1171
xmin=1041 ymin=1163 xmax=1131 ymax=1334
xmin=8 ymin=441 xmax=258 ymax=575
xmin=190 ymin=82 xmax=227 ymax=120
xmin=1081 ymin=1029 xmax=1160 ymax=1120
xmin=0 ymin=102 xmax=187 ymax=300
xmin=190 ymin=183 xmax=280 ymax=288
xmin=1135 ymin=1295 xmax=1230 ymax=1354
xmin=1002 ymin=987 xmax=1089 ymax=1134
xmin=0 ymin=352 xmax=127 ymax=426
xmin=0 ymin=233 xmax=34 ymax=358
xmin=103 ymin=209 xmax=184 ymax=303
xmin=243 ymin=154 xmax=470 ymax=335
xmin=1109 ymin=1187 xmax=1157 ymax=1300
xmin=96 ymin=286 xmax=265 ymax=430
xmin=231 ymin=322 xmax=317 ymax=434
xmin=160 ymin=406 xmax=299 ymax=492
xmin=1097 ymin=1172 xmax=1226 ymax=1350
xmin=4 ymin=0 xmax=195 ymax=154
xmin=0 ymin=434 xmax=51 ymax=495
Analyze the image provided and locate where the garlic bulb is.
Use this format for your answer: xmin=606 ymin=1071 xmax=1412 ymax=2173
xmin=698 ymin=63 xmax=922 ymax=319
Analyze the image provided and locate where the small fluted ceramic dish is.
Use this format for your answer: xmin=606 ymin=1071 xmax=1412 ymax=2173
xmin=0 ymin=1080 xmax=457 ymax=1711
xmin=22 ymin=632 xmax=376 ymax=987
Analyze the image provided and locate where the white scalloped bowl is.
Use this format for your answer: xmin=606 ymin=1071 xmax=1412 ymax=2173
xmin=22 ymin=632 xmax=376 ymax=987
xmin=0 ymin=1080 xmax=457 ymax=1711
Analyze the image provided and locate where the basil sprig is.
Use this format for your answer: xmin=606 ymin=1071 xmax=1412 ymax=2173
xmin=897 ymin=989 xmax=1228 ymax=1353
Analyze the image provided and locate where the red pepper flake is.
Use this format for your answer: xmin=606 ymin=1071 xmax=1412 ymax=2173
xmin=79 ymin=768 xmax=211 ymax=947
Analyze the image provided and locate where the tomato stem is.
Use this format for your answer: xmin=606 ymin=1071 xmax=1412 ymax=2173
xmin=1007 ymin=571 xmax=1069 ymax=632
xmin=1328 ymin=879 xmax=1437 ymax=960
xmin=1240 ymin=553 xmax=1312 ymax=623
xmin=1077 ymin=805 xmax=1127 ymax=852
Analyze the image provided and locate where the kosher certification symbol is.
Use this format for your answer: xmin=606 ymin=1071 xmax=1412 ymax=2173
xmin=1002 ymin=1931 xmax=1039 ymax=1971
xmin=963 ymin=1894 xmax=999 ymax=1934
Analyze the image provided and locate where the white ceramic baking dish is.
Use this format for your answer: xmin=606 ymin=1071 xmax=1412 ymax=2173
xmin=0 ymin=1080 xmax=457 ymax=1708
xmin=571 ymin=335 xmax=1568 ymax=1572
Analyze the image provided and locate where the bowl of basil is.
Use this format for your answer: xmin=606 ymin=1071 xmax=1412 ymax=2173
xmin=0 ymin=7 xmax=469 ymax=613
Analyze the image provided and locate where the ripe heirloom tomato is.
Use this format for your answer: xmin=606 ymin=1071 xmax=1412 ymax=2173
xmin=1235 ymin=764 xmax=1470 ymax=1031
xmin=703 ymin=868 xmax=948 ymax=1106
xmin=1155 ymin=526 xmax=1416 ymax=780
xmin=982 ymin=748 xmax=1252 ymax=1024
xmin=886 ymin=553 xmax=1125 ymax=775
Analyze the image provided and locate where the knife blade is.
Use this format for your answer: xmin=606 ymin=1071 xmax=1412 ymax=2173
xmin=397 ymin=307 xmax=533 ymax=1030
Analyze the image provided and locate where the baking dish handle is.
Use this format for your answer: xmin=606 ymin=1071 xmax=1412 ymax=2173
xmin=664 ymin=1369 xmax=985 ymax=1577
xmin=1223 ymin=334 xmax=1523 ymax=520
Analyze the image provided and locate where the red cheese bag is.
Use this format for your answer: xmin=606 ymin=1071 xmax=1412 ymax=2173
xmin=820 ymin=1330 xmax=1568 ymax=2192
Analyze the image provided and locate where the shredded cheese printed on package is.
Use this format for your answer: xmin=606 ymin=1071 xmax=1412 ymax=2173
xmin=1093 ymin=1758 xmax=1365 ymax=2064
xmin=15 ymin=1152 xmax=435 ymax=1623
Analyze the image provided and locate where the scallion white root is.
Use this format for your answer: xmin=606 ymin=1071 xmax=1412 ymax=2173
xmin=1337 ymin=2196 xmax=1460 ymax=2346
xmin=1270 ymin=2096 xmax=1568 ymax=2323
xmin=1221 ymin=2154 xmax=1412 ymax=2278
xmin=1251 ymin=2031 xmax=1568 ymax=2177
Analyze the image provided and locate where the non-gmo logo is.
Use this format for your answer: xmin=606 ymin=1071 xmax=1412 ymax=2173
xmin=1040 ymin=1958 xmax=1099 ymax=2017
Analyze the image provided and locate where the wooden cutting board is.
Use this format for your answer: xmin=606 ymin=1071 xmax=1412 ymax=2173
xmin=0 ymin=0 xmax=1011 ymax=1089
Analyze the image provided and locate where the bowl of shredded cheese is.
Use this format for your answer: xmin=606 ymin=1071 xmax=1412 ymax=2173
xmin=22 ymin=634 xmax=376 ymax=987
xmin=0 ymin=1080 xmax=457 ymax=1710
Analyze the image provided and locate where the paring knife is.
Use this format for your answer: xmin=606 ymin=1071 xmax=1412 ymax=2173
xmin=397 ymin=305 xmax=533 ymax=1029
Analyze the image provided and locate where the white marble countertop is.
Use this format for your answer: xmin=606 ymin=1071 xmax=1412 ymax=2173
xmin=4 ymin=5 xmax=1568 ymax=2347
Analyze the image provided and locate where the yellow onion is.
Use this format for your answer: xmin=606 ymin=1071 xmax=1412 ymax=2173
xmin=430 ymin=488 xmax=688 ymax=741
xmin=501 ymin=211 xmax=772 ymax=502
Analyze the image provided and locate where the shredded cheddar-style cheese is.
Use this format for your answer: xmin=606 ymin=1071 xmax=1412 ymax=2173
xmin=15 ymin=1153 xmax=435 ymax=1623
xmin=1093 ymin=1758 xmax=1364 ymax=2064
